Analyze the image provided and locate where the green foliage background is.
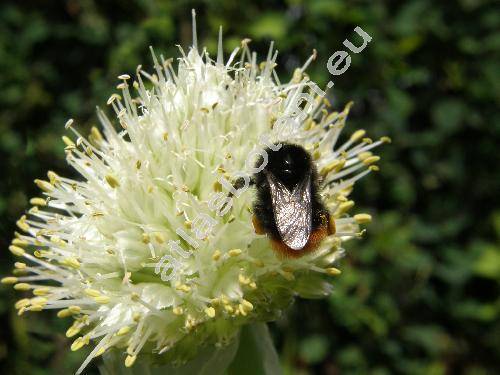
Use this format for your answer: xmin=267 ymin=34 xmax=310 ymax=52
xmin=0 ymin=0 xmax=499 ymax=374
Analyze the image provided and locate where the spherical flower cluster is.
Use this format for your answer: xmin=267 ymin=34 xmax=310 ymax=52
xmin=3 ymin=27 xmax=387 ymax=373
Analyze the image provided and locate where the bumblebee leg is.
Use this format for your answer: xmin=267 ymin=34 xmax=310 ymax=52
xmin=327 ymin=213 xmax=336 ymax=235
xmin=252 ymin=215 xmax=266 ymax=235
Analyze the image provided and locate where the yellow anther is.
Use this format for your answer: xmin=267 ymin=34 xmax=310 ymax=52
xmin=336 ymin=201 xmax=355 ymax=215
xmin=154 ymin=232 xmax=165 ymax=244
xmin=228 ymin=249 xmax=242 ymax=257
xmin=335 ymin=195 xmax=348 ymax=202
xmin=33 ymin=287 xmax=50 ymax=296
xmin=184 ymin=315 xmax=196 ymax=330
xmin=1 ymin=277 xmax=18 ymax=284
xmin=14 ymin=283 xmax=30 ymax=291
xmin=105 ymin=175 xmax=120 ymax=188
xmin=50 ymin=235 xmax=64 ymax=245
xmin=29 ymin=304 xmax=44 ymax=312
xmin=84 ymin=288 xmax=101 ymax=297
xmin=66 ymin=325 xmax=81 ymax=338
xmin=249 ymin=282 xmax=257 ymax=289
xmin=30 ymin=197 xmax=47 ymax=206
xmin=205 ymin=307 xmax=216 ymax=318
xmin=172 ymin=307 xmax=184 ymax=315
xmin=15 ymin=298 xmax=30 ymax=309
xmin=238 ymin=304 xmax=247 ymax=316
xmin=238 ymin=274 xmax=250 ymax=285
xmin=118 ymin=74 xmax=131 ymax=80
xmin=117 ymin=326 xmax=131 ymax=336
xmin=141 ymin=233 xmax=150 ymax=244
xmin=381 ymin=136 xmax=392 ymax=143
xmin=47 ymin=171 xmax=59 ymax=185
xmin=212 ymin=249 xmax=221 ymax=261
xmin=357 ymin=151 xmax=373 ymax=161
xmin=363 ymin=156 xmax=380 ymax=166
xmin=57 ymin=309 xmax=73 ymax=318
xmin=224 ymin=304 xmax=234 ymax=313
xmin=69 ymin=306 xmax=81 ymax=314
xmin=34 ymin=250 xmax=46 ymax=258
xmin=175 ymin=284 xmax=191 ymax=293
xmin=62 ymin=257 xmax=80 ymax=269
xmin=241 ymin=299 xmax=254 ymax=311
xmin=354 ymin=214 xmax=372 ymax=224
xmin=12 ymin=238 xmax=28 ymax=247
xmin=133 ymin=312 xmax=141 ymax=322
xmin=77 ymin=314 xmax=89 ymax=324
xmin=303 ymin=118 xmax=315 ymax=131
xmin=35 ymin=179 xmax=53 ymax=192
xmin=281 ymin=271 xmax=295 ymax=281
xmin=71 ymin=337 xmax=86 ymax=351
xmin=369 ymin=165 xmax=380 ymax=172
xmin=326 ymin=267 xmax=342 ymax=276
xmin=125 ymin=355 xmax=137 ymax=368
xmin=321 ymin=159 xmax=345 ymax=175
xmin=31 ymin=297 xmax=47 ymax=305
xmin=62 ymin=135 xmax=75 ymax=148
xmin=94 ymin=295 xmax=110 ymax=304
xmin=350 ymin=129 xmax=366 ymax=142
xmin=16 ymin=216 xmax=30 ymax=232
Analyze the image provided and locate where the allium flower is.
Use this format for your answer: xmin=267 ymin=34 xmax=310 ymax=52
xmin=3 ymin=19 xmax=388 ymax=374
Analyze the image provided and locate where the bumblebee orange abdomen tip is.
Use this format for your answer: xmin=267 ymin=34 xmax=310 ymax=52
xmin=270 ymin=225 xmax=329 ymax=259
xmin=304 ymin=225 xmax=328 ymax=252
xmin=270 ymin=238 xmax=305 ymax=258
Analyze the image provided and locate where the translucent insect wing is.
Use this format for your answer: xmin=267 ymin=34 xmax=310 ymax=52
xmin=266 ymin=172 xmax=312 ymax=250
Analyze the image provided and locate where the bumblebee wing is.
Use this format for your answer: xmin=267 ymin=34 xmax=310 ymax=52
xmin=266 ymin=172 xmax=312 ymax=250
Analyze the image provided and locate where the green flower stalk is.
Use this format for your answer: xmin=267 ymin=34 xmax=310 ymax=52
xmin=3 ymin=19 xmax=387 ymax=374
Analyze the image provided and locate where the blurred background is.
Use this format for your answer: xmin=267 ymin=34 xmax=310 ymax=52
xmin=0 ymin=0 xmax=499 ymax=374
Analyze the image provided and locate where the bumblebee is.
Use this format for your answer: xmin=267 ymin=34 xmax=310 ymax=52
xmin=252 ymin=143 xmax=335 ymax=258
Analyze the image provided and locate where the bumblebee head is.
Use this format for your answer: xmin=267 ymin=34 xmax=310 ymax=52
xmin=264 ymin=143 xmax=312 ymax=190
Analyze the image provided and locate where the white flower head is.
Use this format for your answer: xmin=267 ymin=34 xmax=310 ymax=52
xmin=4 ymin=19 xmax=388 ymax=373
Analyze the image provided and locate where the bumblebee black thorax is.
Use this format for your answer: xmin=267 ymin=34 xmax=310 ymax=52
xmin=252 ymin=143 xmax=328 ymax=247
